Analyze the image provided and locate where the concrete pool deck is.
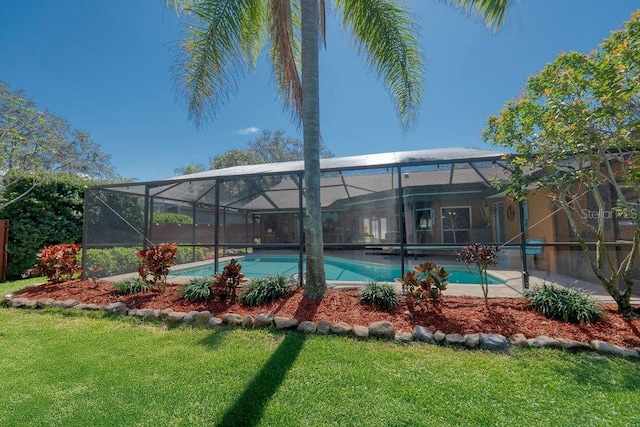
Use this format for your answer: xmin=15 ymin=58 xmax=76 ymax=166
xmin=102 ymin=258 xmax=640 ymax=305
xmin=440 ymin=268 xmax=640 ymax=304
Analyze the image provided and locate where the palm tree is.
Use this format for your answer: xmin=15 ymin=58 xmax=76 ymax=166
xmin=168 ymin=0 xmax=510 ymax=300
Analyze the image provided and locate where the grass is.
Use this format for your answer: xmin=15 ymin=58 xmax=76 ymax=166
xmin=1 ymin=276 xmax=46 ymax=295
xmin=0 ymin=308 xmax=639 ymax=426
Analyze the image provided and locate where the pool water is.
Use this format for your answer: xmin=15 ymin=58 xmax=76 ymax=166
xmin=170 ymin=255 xmax=504 ymax=285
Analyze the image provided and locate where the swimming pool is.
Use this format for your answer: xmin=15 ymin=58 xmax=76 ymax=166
xmin=170 ymin=255 xmax=504 ymax=284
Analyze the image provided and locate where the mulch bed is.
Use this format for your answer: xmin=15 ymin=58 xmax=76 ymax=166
xmin=11 ymin=279 xmax=640 ymax=348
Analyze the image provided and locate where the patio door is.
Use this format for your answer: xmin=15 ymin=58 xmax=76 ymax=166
xmin=415 ymin=207 xmax=432 ymax=243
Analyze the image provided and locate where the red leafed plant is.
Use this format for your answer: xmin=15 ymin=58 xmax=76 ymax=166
xmin=458 ymin=243 xmax=501 ymax=310
xmin=29 ymin=243 xmax=82 ymax=284
xmin=397 ymin=261 xmax=450 ymax=315
xmin=212 ymin=258 xmax=247 ymax=303
xmin=135 ymin=243 xmax=178 ymax=288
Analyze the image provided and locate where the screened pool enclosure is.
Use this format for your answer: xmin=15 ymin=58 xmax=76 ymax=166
xmin=83 ymin=148 xmax=543 ymax=286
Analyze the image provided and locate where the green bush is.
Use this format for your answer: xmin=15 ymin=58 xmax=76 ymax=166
xmin=175 ymin=246 xmax=207 ymax=265
xmin=359 ymin=281 xmax=400 ymax=310
xmin=525 ymin=284 xmax=605 ymax=323
xmin=113 ymin=277 xmax=152 ymax=295
xmin=82 ymin=246 xmax=205 ymax=279
xmin=153 ymin=213 xmax=193 ymax=224
xmin=83 ymin=247 xmax=140 ymax=277
xmin=1 ymin=173 xmax=88 ymax=279
xmin=239 ymin=274 xmax=292 ymax=306
xmin=180 ymin=277 xmax=215 ymax=302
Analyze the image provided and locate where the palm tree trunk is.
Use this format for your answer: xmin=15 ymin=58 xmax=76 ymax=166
xmin=301 ymin=0 xmax=326 ymax=299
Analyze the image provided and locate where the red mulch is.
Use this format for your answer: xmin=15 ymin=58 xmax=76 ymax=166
xmin=12 ymin=280 xmax=640 ymax=348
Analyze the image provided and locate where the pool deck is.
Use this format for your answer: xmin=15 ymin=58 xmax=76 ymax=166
xmin=329 ymin=268 xmax=640 ymax=303
xmin=420 ymin=268 xmax=640 ymax=304
xmin=103 ymin=258 xmax=640 ymax=305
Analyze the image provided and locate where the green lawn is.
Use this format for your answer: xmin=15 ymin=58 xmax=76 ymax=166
xmin=1 ymin=306 xmax=639 ymax=427
xmin=1 ymin=277 xmax=47 ymax=296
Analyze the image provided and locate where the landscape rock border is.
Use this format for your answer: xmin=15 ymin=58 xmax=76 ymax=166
xmin=3 ymin=293 xmax=639 ymax=359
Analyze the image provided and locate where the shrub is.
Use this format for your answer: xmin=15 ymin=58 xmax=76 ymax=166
xmin=135 ymin=243 xmax=178 ymax=286
xmin=175 ymin=246 xmax=206 ymax=265
xmin=181 ymin=277 xmax=215 ymax=302
xmin=458 ymin=243 xmax=501 ymax=310
xmin=28 ymin=243 xmax=82 ymax=283
xmin=113 ymin=277 xmax=152 ymax=295
xmin=83 ymin=247 xmax=140 ymax=278
xmin=239 ymin=274 xmax=292 ymax=306
xmin=359 ymin=281 xmax=400 ymax=311
xmin=1 ymin=173 xmax=87 ymax=279
xmin=397 ymin=262 xmax=449 ymax=314
xmin=153 ymin=213 xmax=193 ymax=224
xmin=212 ymin=259 xmax=247 ymax=303
xmin=525 ymin=284 xmax=605 ymax=323
xmin=82 ymin=246 xmax=205 ymax=279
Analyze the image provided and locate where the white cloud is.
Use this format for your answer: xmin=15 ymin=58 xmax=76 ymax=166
xmin=236 ymin=126 xmax=260 ymax=135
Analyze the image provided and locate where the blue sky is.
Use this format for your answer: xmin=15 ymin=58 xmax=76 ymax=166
xmin=1 ymin=1 xmax=638 ymax=181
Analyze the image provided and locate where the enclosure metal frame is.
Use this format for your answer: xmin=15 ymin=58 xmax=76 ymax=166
xmin=82 ymin=148 xmax=535 ymax=287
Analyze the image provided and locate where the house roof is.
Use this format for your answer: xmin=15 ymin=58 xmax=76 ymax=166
xmin=240 ymin=163 xmax=508 ymax=212
xmin=90 ymin=147 xmax=507 ymax=208
xmin=169 ymin=147 xmax=504 ymax=180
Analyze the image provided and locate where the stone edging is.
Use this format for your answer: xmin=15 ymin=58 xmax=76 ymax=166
xmin=3 ymin=294 xmax=639 ymax=359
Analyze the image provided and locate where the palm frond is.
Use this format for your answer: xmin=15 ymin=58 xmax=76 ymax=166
xmin=337 ymin=0 xmax=424 ymax=132
xmin=269 ymin=0 xmax=303 ymax=125
xmin=166 ymin=0 xmax=199 ymax=16
xmin=172 ymin=0 xmax=267 ymax=127
xmin=320 ymin=0 xmax=327 ymax=48
xmin=447 ymin=0 xmax=511 ymax=32
xmin=239 ymin=1 xmax=268 ymax=68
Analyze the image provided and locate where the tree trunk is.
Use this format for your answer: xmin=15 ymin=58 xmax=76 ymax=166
xmin=301 ymin=0 xmax=326 ymax=299
xmin=561 ymin=193 xmax=636 ymax=314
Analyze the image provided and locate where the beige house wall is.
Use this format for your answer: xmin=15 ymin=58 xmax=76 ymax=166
xmin=526 ymin=191 xmax=557 ymax=272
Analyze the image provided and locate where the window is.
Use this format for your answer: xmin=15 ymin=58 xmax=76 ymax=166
xmin=441 ymin=207 xmax=471 ymax=244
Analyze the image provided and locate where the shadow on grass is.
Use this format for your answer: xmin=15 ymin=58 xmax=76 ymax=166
xmin=535 ymin=350 xmax=640 ymax=392
xmin=216 ymin=331 xmax=307 ymax=427
xmin=196 ymin=327 xmax=241 ymax=350
xmin=215 ymin=289 xmax=321 ymax=427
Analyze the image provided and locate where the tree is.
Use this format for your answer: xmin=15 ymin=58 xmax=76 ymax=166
xmin=253 ymin=129 xmax=334 ymax=163
xmin=208 ymin=129 xmax=334 ymax=206
xmin=0 ymin=81 xmax=115 ymax=209
xmin=174 ymin=162 xmax=206 ymax=175
xmin=169 ymin=0 xmax=509 ymax=299
xmin=209 ymin=129 xmax=333 ymax=169
xmin=210 ymin=148 xmax=261 ymax=170
xmin=484 ymin=11 xmax=640 ymax=314
xmin=458 ymin=243 xmax=500 ymax=310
